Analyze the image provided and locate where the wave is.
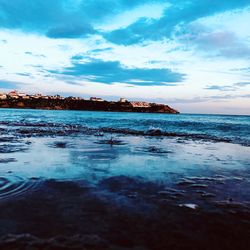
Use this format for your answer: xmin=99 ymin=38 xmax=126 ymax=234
xmin=0 ymin=121 xmax=249 ymax=146
xmin=100 ymin=127 xmax=250 ymax=146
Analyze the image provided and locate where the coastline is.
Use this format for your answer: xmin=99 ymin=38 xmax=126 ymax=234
xmin=0 ymin=92 xmax=179 ymax=114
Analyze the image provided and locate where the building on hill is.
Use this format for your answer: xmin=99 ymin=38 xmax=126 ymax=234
xmin=18 ymin=92 xmax=29 ymax=99
xmin=90 ymin=97 xmax=104 ymax=102
xmin=0 ymin=93 xmax=7 ymax=100
xmin=130 ymin=101 xmax=150 ymax=108
xmin=21 ymin=95 xmax=30 ymax=99
xmin=8 ymin=90 xmax=19 ymax=99
xmin=119 ymin=98 xmax=127 ymax=103
xmin=30 ymin=93 xmax=42 ymax=99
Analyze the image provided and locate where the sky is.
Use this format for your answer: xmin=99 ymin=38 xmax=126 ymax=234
xmin=0 ymin=0 xmax=250 ymax=115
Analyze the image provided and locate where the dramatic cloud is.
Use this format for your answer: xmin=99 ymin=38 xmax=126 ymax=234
xmin=51 ymin=59 xmax=185 ymax=86
xmin=104 ymin=0 xmax=250 ymax=45
xmin=0 ymin=0 xmax=93 ymax=38
xmin=0 ymin=0 xmax=162 ymax=38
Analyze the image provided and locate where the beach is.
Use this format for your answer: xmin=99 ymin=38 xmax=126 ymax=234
xmin=0 ymin=109 xmax=249 ymax=249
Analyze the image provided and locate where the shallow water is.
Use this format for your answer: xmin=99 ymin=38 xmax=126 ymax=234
xmin=1 ymin=134 xmax=249 ymax=203
xmin=0 ymin=109 xmax=249 ymax=249
xmin=0 ymin=109 xmax=249 ymax=202
xmin=0 ymin=176 xmax=39 ymax=200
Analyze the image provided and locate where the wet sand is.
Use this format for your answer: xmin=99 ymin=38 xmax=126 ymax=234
xmin=0 ymin=177 xmax=250 ymax=250
xmin=0 ymin=130 xmax=250 ymax=249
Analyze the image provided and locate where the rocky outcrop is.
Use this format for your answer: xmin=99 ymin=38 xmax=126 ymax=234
xmin=0 ymin=98 xmax=179 ymax=114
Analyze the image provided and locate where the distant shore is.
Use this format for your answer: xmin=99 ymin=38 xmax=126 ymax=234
xmin=0 ymin=91 xmax=179 ymax=114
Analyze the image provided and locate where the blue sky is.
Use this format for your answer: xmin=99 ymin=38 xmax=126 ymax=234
xmin=0 ymin=0 xmax=250 ymax=114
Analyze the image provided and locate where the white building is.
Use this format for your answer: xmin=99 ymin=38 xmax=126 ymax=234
xmin=8 ymin=90 xmax=19 ymax=99
xmin=119 ymin=98 xmax=127 ymax=103
xmin=0 ymin=93 xmax=7 ymax=100
xmin=90 ymin=97 xmax=104 ymax=102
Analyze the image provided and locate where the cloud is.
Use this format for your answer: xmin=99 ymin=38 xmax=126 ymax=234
xmin=230 ymin=67 xmax=250 ymax=73
xmin=70 ymin=48 xmax=113 ymax=61
xmin=104 ymin=0 xmax=250 ymax=45
xmin=0 ymin=0 xmax=163 ymax=39
xmin=16 ymin=73 xmax=32 ymax=77
xmin=46 ymin=23 xmax=96 ymax=39
xmin=104 ymin=18 xmax=153 ymax=45
xmin=25 ymin=51 xmax=46 ymax=58
xmin=168 ymin=93 xmax=250 ymax=104
xmin=204 ymin=85 xmax=236 ymax=91
xmin=167 ymin=97 xmax=207 ymax=104
xmin=1 ymin=0 xmax=249 ymax=42
xmin=241 ymin=94 xmax=250 ymax=98
xmin=180 ymin=28 xmax=250 ymax=58
xmin=0 ymin=0 xmax=93 ymax=38
xmin=90 ymin=47 xmax=113 ymax=53
xmin=50 ymin=59 xmax=185 ymax=86
xmin=234 ymin=82 xmax=250 ymax=87
xmin=71 ymin=54 xmax=85 ymax=61
xmin=167 ymin=95 xmax=236 ymax=104
xmin=205 ymin=82 xmax=250 ymax=91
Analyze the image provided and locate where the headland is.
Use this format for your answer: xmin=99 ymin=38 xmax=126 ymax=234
xmin=0 ymin=90 xmax=179 ymax=114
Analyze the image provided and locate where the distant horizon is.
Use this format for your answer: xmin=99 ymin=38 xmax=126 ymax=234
xmin=0 ymin=1 xmax=250 ymax=115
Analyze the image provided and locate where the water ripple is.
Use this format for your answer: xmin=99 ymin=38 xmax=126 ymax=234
xmin=0 ymin=176 xmax=40 ymax=200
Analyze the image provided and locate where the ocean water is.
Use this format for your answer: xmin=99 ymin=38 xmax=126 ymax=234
xmin=0 ymin=108 xmax=249 ymax=202
xmin=0 ymin=109 xmax=250 ymax=145
xmin=0 ymin=109 xmax=250 ymax=248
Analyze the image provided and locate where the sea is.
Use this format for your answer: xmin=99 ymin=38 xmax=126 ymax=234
xmin=0 ymin=108 xmax=249 ymax=189
xmin=0 ymin=109 xmax=250 ymax=248
xmin=1 ymin=109 xmax=250 ymax=145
